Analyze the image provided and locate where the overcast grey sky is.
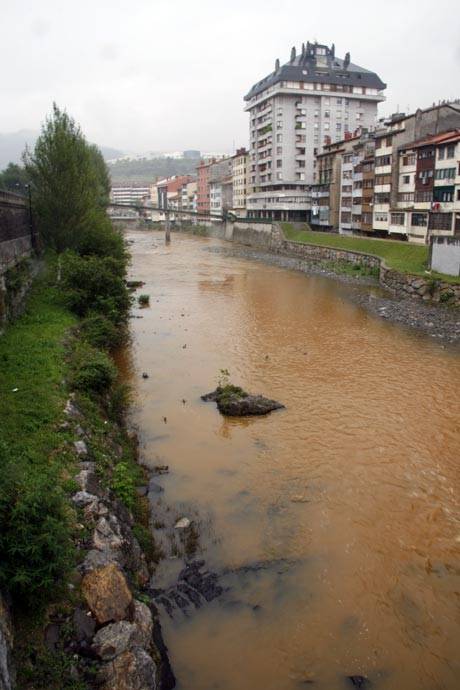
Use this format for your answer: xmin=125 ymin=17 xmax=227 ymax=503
xmin=1 ymin=0 xmax=459 ymax=154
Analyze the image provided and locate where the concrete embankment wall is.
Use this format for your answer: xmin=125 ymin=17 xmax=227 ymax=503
xmin=221 ymin=221 xmax=460 ymax=307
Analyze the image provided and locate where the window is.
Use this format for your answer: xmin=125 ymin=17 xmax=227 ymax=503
xmin=411 ymin=212 xmax=427 ymax=227
xmin=336 ymin=123 xmax=342 ymax=131
xmin=277 ymin=134 xmax=282 ymax=143
xmin=374 ymin=212 xmax=388 ymax=222
xmin=435 ymin=168 xmax=455 ymax=180
xmin=398 ymin=192 xmax=414 ymax=202
xmin=391 ymin=212 xmax=405 ymax=225
xmin=438 ymin=147 xmax=445 ymax=160
xmin=276 ymin=120 xmax=283 ymax=129
xmin=276 ymin=172 xmax=283 ymax=180
xmin=429 ymin=212 xmax=452 ymax=231
xmin=446 ymin=144 xmax=455 ymax=158
xmin=374 ymin=193 xmax=390 ymax=204
xmin=336 ymin=111 xmax=342 ymax=119
xmin=375 ymin=155 xmax=391 ymax=167
xmin=276 ymin=159 xmax=282 ymax=168
xmin=419 ymin=148 xmax=434 ymax=159
xmin=433 ymin=187 xmax=454 ymax=203
xmin=324 ymin=123 xmax=330 ymax=131
xmin=403 ymin=175 xmax=411 ymax=184
xmin=336 ymin=98 xmax=342 ymax=104
xmin=324 ymin=111 xmax=330 ymax=118
xmin=402 ymin=154 xmax=416 ymax=166
xmin=415 ymin=190 xmax=432 ymax=202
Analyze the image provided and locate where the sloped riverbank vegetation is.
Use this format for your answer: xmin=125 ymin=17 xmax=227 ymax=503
xmin=0 ymin=106 xmax=173 ymax=688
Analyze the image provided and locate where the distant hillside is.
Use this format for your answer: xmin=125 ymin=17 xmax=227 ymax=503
xmin=0 ymin=130 xmax=124 ymax=169
xmin=108 ymin=157 xmax=199 ymax=184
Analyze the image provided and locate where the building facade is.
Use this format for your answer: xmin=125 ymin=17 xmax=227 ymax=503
xmin=110 ymin=185 xmax=151 ymax=206
xmin=231 ymin=148 xmax=249 ymax=216
xmin=244 ymin=41 xmax=386 ymax=221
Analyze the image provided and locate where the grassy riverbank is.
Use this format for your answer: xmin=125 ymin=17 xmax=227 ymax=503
xmin=281 ymin=223 xmax=460 ymax=284
xmin=0 ymin=257 xmax=157 ymax=688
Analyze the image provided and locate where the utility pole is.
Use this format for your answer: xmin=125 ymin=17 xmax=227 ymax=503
xmin=165 ymin=209 xmax=171 ymax=244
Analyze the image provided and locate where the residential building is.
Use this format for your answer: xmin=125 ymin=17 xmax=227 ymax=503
xmin=311 ymin=134 xmax=358 ymax=229
xmin=156 ymin=175 xmax=194 ymax=210
xmin=232 ymin=148 xmax=249 ymax=217
xmin=388 ymin=130 xmax=460 ymax=243
xmin=197 ymin=161 xmax=211 ymax=215
xmin=244 ymin=40 xmax=386 ymax=221
xmin=197 ymin=157 xmax=233 ymax=217
xmin=110 ymin=185 xmax=151 ymax=206
xmin=180 ymin=180 xmax=197 ymax=213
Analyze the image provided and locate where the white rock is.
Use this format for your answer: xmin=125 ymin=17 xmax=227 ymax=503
xmin=174 ymin=517 xmax=191 ymax=529
xmin=74 ymin=440 xmax=88 ymax=456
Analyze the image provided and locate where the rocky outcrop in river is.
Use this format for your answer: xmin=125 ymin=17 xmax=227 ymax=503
xmin=202 ymin=386 xmax=284 ymax=416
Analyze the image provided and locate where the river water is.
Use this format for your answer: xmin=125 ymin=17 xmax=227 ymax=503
xmin=124 ymin=230 xmax=460 ymax=690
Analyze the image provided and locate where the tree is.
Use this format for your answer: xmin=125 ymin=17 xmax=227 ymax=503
xmin=0 ymin=162 xmax=30 ymax=193
xmin=24 ymin=104 xmax=111 ymax=252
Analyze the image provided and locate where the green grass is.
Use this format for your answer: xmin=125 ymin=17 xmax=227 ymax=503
xmin=0 ymin=263 xmax=76 ymax=465
xmin=280 ymin=223 xmax=460 ymax=284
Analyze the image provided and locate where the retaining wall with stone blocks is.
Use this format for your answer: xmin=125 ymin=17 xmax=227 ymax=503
xmin=230 ymin=222 xmax=460 ymax=308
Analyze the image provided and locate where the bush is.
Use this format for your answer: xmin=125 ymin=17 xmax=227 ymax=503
xmin=61 ymin=251 xmax=130 ymax=323
xmin=69 ymin=344 xmax=117 ymax=394
xmin=138 ymin=294 xmax=150 ymax=307
xmin=0 ymin=457 xmax=73 ymax=609
xmin=111 ymin=462 xmax=136 ymax=509
xmin=76 ymin=212 xmax=127 ymax=263
xmin=107 ymin=381 xmax=132 ymax=424
xmin=80 ymin=313 xmax=126 ymax=350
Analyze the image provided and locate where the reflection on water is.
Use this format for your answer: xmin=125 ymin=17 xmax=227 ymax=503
xmin=125 ymin=230 xmax=460 ymax=690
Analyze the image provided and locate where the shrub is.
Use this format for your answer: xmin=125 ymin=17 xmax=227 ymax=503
xmin=138 ymin=294 xmax=150 ymax=307
xmin=69 ymin=344 xmax=117 ymax=394
xmin=61 ymin=251 xmax=130 ymax=323
xmin=440 ymin=290 xmax=454 ymax=304
xmin=132 ymin=524 xmax=163 ymax=564
xmin=107 ymin=381 xmax=132 ymax=424
xmin=80 ymin=313 xmax=125 ymax=350
xmin=111 ymin=462 xmax=136 ymax=509
xmin=0 ymin=457 xmax=73 ymax=609
xmin=76 ymin=212 xmax=127 ymax=263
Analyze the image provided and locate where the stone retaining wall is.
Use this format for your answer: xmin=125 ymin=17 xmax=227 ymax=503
xmin=380 ymin=264 xmax=460 ymax=306
xmin=230 ymin=222 xmax=460 ymax=308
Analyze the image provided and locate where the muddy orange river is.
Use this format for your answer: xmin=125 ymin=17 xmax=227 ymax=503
xmin=122 ymin=230 xmax=460 ymax=690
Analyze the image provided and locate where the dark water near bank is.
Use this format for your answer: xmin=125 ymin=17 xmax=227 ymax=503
xmin=123 ymin=230 xmax=460 ymax=690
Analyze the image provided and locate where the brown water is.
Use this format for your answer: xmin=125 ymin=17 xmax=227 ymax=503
xmin=124 ymin=230 xmax=460 ymax=690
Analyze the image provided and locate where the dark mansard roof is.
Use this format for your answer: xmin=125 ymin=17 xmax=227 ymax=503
xmin=244 ymin=42 xmax=386 ymax=101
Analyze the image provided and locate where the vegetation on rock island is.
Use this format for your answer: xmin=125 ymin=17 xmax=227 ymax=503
xmin=0 ymin=105 xmax=151 ymax=688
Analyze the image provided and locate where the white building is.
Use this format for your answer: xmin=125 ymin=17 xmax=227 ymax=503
xmin=110 ymin=185 xmax=151 ymax=206
xmin=231 ymin=148 xmax=249 ymax=216
xmin=244 ymin=41 xmax=386 ymax=221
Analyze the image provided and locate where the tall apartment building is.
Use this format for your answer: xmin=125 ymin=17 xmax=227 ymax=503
xmin=244 ymin=41 xmax=386 ymax=221
xmin=232 ymin=148 xmax=249 ymax=217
